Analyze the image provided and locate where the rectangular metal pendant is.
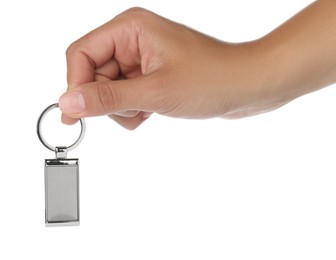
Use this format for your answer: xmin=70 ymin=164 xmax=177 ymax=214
xmin=45 ymin=158 xmax=80 ymax=226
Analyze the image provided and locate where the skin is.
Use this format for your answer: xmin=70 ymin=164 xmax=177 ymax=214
xmin=59 ymin=0 xmax=336 ymax=130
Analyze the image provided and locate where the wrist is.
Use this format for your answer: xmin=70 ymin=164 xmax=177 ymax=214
xmin=215 ymin=40 xmax=287 ymax=118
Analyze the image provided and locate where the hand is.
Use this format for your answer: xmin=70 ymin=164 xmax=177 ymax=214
xmin=59 ymin=3 xmax=336 ymax=130
xmin=59 ymin=7 xmax=276 ymax=129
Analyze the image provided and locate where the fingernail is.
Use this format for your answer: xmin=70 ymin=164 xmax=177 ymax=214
xmin=59 ymin=91 xmax=86 ymax=114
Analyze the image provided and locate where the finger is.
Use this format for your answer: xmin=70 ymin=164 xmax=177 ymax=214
xmin=114 ymin=110 xmax=140 ymax=118
xmin=108 ymin=111 xmax=151 ymax=130
xmin=58 ymin=75 xmax=159 ymax=118
xmin=95 ymin=58 xmax=120 ymax=81
xmin=66 ymin=13 xmax=142 ymax=88
xmin=61 ymin=114 xmax=79 ymax=125
xmin=66 ymin=22 xmax=118 ymax=88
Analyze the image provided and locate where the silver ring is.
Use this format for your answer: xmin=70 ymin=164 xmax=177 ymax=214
xmin=37 ymin=103 xmax=86 ymax=152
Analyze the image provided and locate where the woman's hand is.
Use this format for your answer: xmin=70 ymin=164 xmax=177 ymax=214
xmin=59 ymin=1 xmax=336 ymax=129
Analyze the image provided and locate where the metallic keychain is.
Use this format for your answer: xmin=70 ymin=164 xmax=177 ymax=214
xmin=37 ymin=103 xmax=85 ymax=226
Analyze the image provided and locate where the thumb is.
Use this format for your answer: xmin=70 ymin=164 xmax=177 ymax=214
xmin=59 ymin=76 xmax=157 ymax=118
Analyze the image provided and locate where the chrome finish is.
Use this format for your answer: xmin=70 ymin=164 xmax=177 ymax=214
xmin=55 ymin=146 xmax=68 ymax=159
xmin=45 ymin=158 xmax=80 ymax=226
xmin=37 ymin=103 xmax=85 ymax=152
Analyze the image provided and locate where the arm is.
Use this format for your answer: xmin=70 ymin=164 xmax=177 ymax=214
xmin=59 ymin=0 xmax=336 ymax=129
xmin=222 ymin=0 xmax=336 ymax=118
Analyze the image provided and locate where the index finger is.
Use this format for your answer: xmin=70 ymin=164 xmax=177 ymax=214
xmin=65 ymin=20 xmax=117 ymax=88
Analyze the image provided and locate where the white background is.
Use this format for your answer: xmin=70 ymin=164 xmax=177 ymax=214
xmin=1 ymin=0 xmax=335 ymax=259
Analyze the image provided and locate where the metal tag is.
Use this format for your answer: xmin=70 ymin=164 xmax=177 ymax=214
xmin=45 ymin=157 xmax=79 ymax=226
xmin=37 ymin=103 xmax=85 ymax=227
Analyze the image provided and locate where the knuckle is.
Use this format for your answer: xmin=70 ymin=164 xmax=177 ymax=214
xmin=119 ymin=7 xmax=152 ymax=27
xmin=96 ymin=82 xmax=120 ymax=113
xmin=123 ymin=7 xmax=148 ymax=17
xmin=65 ymin=41 xmax=78 ymax=58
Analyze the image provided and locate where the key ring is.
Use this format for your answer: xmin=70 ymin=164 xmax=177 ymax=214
xmin=37 ymin=103 xmax=86 ymax=152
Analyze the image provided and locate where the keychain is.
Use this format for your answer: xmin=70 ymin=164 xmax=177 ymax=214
xmin=37 ymin=103 xmax=85 ymax=226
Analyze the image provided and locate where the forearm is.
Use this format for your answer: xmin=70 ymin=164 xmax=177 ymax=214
xmin=259 ymin=0 xmax=336 ymax=102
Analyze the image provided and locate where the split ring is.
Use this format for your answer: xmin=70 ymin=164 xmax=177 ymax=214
xmin=37 ymin=103 xmax=85 ymax=152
